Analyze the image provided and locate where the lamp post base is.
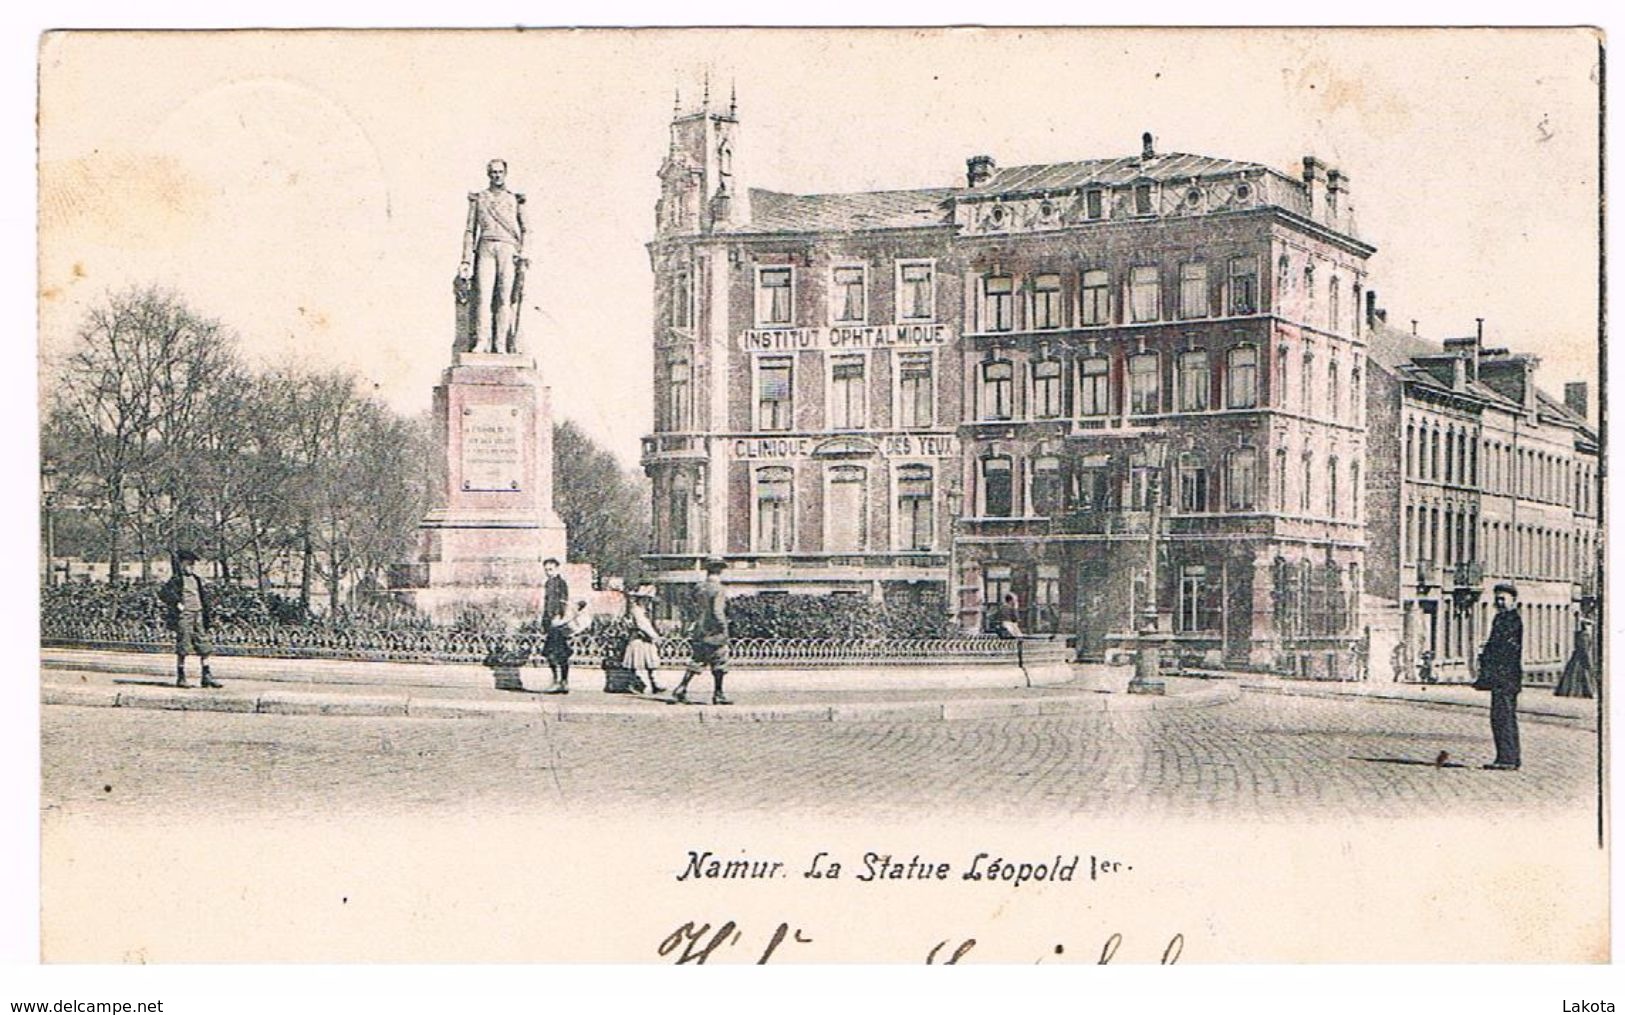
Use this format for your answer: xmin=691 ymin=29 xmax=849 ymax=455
xmin=1128 ymin=627 xmax=1168 ymax=695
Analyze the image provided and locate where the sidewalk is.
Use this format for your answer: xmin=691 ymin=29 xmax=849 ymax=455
xmin=40 ymin=663 xmax=1238 ymax=724
xmin=1220 ymin=672 xmax=1600 ymax=730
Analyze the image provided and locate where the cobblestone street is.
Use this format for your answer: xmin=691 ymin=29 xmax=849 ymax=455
xmin=42 ymin=691 xmax=1600 ymax=822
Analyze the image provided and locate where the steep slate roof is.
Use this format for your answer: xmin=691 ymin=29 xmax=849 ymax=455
xmin=735 ymin=150 xmax=1275 ymax=234
xmin=1368 ymin=321 xmax=1593 ymax=436
xmin=974 ymin=152 xmax=1269 ymax=196
xmin=740 ymin=187 xmax=956 ymax=233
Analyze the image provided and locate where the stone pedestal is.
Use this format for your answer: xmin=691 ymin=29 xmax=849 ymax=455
xmin=393 ymin=351 xmax=573 ymax=623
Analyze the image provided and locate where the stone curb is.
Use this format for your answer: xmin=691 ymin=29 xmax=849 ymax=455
xmin=1237 ymin=682 xmax=1598 ymax=729
xmin=42 ymin=681 xmax=1239 ymax=723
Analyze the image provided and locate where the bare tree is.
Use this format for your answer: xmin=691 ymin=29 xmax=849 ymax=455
xmin=46 ymin=288 xmax=236 ymax=581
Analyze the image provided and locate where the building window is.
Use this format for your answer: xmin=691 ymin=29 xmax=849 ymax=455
xmin=754 ymin=466 xmax=794 ymax=553
xmin=1301 ymin=349 xmax=1314 ymax=416
xmin=1073 ymin=457 xmax=1110 ymax=511
xmin=1228 ymin=256 xmax=1258 ymax=315
xmin=1177 ymin=452 xmax=1210 ymax=513
xmin=1328 ymin=457 xmax=1340 ymax=518
xmin=1350 ymin=461 xmax=1360 ymax=520
xmin=1128 ymin=465 xmax=1154 ymax=511
xmin=668 ymin=474 xmax=692 ymax=553
xmin=1032 ymin=359 xmax=1064 ymax=419
xmin=897 ymin=352 xmax=934 ymax=428
xmin=667 ymin=360 xmax=692 ymax=431
xmin=1130 ymin=266 xmax=1161 ymax=323
xmin=832 ymin=265 xmax=866 ymax=324
xmin=1351 ymin=364 xmax=1363 ymax=424
xmin=1078 ymin=356 xmax=1111 ymax=416
xmin=896 ymin=464 xmax=934 ymax=551
xmin=1179 ymin=565 xmax=1219 ymax=633
xmin=1227 ymin=447 xmax=1258 ymax=511
xmin=1275 ymin=448 xmax=1288 ymax=510
xmin=1032 ymin=456 xmax=1063 ymax=516
xmin=1033 ymin=273 xmax=1064 ymax=329
xmin=1303 ymin=262 xmax=1316 ymax=306
xmin=1080 ymin=269 xmax=1110 ymax=326
xmin=1086 ymin=190 xmax=1104 ymax=219
xmin=1034 ymin=565 xmax=1061 ymax=632
xmin=897 ymin=261 xmax=935 ymax=322
xmin=757 ymin=357 xmax=793 ymax=431
xmin=825 ymin=465 xmax=868 ymax=552
xmin=1328 ymin=276 xmax=1341 ymax=332
xmin=829 ymin=354 xmax=867 ymax=430
xmin=1179 ymin=262 xmax=1209 ymax=319
xmin=981 ymin=359 xmax=1014 ymax=420
xmin=982 ymin=566 xmax=1012 ymax=631
xmin=1178 ymin=350 xmax=1210 ymax=411
xmin=1328 ymin=360 xmax=1340 ymax=421
xmin=1278 ymin=254 xmax=1292 ymax=293
xmin=1133 ymin=183 xmax=1154 ymax=215
xmin=755 ymin=266 xmax=793 ymax=326
xmin=1300 ymin=452 xmax=1313 ymax=513
xmin=1227 ymin=346 xmax=1258 ymax=408
xmin=1405 ymin=424 xmax=1416 ymax=477
xmin=1129 ymin=353 xmax=1160 ymax=416
xmin=672 ymin=269 xmax=693 ymax=328
xmin=981 ymin=456 xmax=1013 ymax=517
xmin=983 ymin=274 xmax=1014 ymax=332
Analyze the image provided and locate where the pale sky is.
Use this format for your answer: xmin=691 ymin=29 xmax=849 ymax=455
xmin=37 ymin=28 xmax=1602 ymax=467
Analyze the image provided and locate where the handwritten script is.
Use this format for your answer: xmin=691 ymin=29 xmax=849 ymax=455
xmin=656 ymin=920 xmax=1184 ymax=965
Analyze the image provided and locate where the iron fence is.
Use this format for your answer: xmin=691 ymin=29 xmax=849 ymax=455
xmin=40 ymin=616 xmax=1048 ymax=669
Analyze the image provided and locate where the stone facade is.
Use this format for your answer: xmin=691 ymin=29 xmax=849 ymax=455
xmin=1364 ymin=317 xmax=1600 ymax=684
xmin=641 ymin=103 xmax=1594 ymax=680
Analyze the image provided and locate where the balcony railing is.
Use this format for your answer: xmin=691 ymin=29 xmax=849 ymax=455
xmin=1451 ymin=561 xmax=1484 ymax=589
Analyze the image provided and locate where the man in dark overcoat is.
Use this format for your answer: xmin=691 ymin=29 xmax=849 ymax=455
xmin=1475 ymin=583 xmax=1524 ymax=770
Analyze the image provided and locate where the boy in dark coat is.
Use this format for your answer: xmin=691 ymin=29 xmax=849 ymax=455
xmin=157 ymin=550 xmax=220 ymax=688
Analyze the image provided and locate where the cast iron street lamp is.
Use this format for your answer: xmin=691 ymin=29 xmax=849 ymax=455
xmin=40 ymin=461 xmax=57 ymax=587
xmin=1129 ymin=438 xmax=1168 ymax=695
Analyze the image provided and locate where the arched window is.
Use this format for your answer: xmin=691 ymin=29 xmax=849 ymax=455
xmin=1078 ymin=356 xmax=1111 ymax=417
xmin=1226 ymin=345 xmax=1258 ymax=408
xmin=754 ymin=466 xmax=794 ymax=553
xmin=1129 ymin=352 xmax=1161 ymax=415
xmin=824 ymin=465 xmax=868 ymax=552
xmin=667 ymin=359 xmax=692 ymax=431
xmin=1328 ymin=457 xmax=1340 ymax=518
xmin=1227 ymin=447 xmax=1258 ymax=511
xmin=1032 ymin=358 xmax=1065 ymax=419
xmin=980 ymin=359 xmax=1014 ymax=420
xmin=1177 ymin=452 xmax=1210 ymax=513
xmin=1178 ymin=350 xmax=1210 ymax=411
xmin=980 ymin=455 xmax=1013 ymax=517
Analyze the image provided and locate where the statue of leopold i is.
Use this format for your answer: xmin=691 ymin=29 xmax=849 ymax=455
xmin=456 ymin=158 xmax=528 ymax=354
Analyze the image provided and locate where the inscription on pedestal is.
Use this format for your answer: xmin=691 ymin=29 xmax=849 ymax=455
xmin=462 ymin=404 xmax=523 ymax=491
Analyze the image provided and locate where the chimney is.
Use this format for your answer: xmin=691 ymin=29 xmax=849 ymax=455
xmin=966 ymin=154 xmax=996 ymax=188
xmin=1565 ymin=381 xmax=1589 ymax=419
xmin=1364 ymin=289 xmax=1379 ymax=329
xmin=1326 ymin=168 xmax=1346 ymax=223
xmin=1442 ymin=319 xmax=1483 ymax=384
xmin=1302 ymin=156 xmax=1326 ymax=222
xmin=1142 ymin=132 xmax=1156 ymax=160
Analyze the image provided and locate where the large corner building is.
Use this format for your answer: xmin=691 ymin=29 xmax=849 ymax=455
xmin=640 ymin=97 xmax=1382 ymax=677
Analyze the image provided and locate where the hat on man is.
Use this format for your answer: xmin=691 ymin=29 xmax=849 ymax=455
xmin=175 ymin=549 xmax=199 ymax=564
xmin=702 ymin=556 xmax=728 ymax=575
xmin=1493 ymin=582 xmax=1519 ymax=598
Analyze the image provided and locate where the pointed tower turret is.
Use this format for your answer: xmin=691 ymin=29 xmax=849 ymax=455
xmin=655 ymin=76 xmax=742 ymax=236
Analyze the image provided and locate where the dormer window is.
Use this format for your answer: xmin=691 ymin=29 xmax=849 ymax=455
xmin=1133 ymin=183 xmax=1154 ymax=215
xmin=1086 ymin=190 xmax=1105 ymax=219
